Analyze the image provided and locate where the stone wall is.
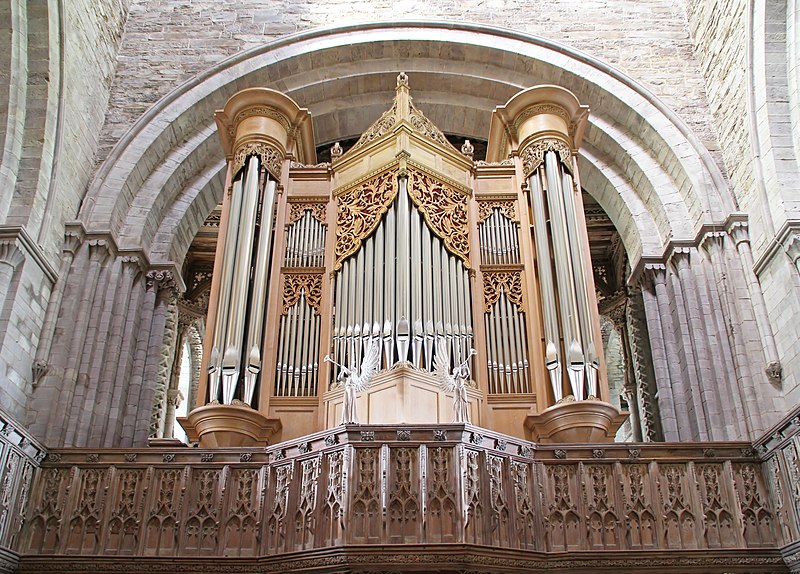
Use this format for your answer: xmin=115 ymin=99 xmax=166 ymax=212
xmin=0 ymin=0 xmax=127 ymax=423
xmin=686 ymin=0 xmax=800 ymax=416
xmin=98 ymin=0 xmax=722 ymax=171
xmin=685 ymin=0 xmax=753 ymax=223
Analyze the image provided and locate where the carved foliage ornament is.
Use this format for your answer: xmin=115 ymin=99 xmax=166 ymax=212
xmin=478 ymin=200 xmax=517 ymax=224
xmin=282 ymin=273 xmax=323 ymax=315
xmin=288 ymin=202 xmax=327 ymax=225
xmin=409 ymin=105 xmax=451 ymax=148
xmin=483 ymin=271 xmax=524 ymax=312
xmin=233 ymin=142 xmax=284 ymax=179
xmin=334 ymin=167 xmax=398 ymax=270
xmin=519 ymin=138 xmax=572 ymax=178
xmin=408 ymin=168 xmax=471 ymax=268
xmin=351 ymin=102 xmax=398 ymax=152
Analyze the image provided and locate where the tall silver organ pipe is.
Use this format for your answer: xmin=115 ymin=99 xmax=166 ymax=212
xmin=275 ymin=205 xmax=327 ymax=397
xmin=284 ymin=210 xmax=326 ymax=268
xmin=527 ymin=172 xmax=564 ymax=402
xmin=208 ymin=154 xmax=276 ymax=406
xmin=525 ymin=150 xmax=599 ymax=403
xmin=331 ymin=179 xmax=473 ymax=382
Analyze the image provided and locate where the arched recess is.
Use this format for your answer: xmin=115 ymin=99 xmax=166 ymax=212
xmin=35 ymin=22 xmax=787 ymax=447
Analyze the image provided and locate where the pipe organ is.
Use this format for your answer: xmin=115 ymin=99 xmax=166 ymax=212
xmin=181 ymin=74 xmax=625 ymax=448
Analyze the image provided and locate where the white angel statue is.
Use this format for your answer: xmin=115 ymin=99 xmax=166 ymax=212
xmin=434 ymin=344 xmax=477 ymax=424
xmin=324 ymin=339 xmax=381 ymax=425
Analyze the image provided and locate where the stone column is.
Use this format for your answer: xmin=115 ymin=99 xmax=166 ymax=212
xmin=46 ymin=238 xmax=110 ymax=445
xmin=640 ymin=264 xmax=685 ymax=441
xmin=624 ymin=289 xmax=663 ymax=442
xmin=31 ymin=228 xmax=82 ymax=388
xmin=728 ymin=220 xmax=781 ymax=384
xmin=135 ymin=271 xmax=178 ymax=446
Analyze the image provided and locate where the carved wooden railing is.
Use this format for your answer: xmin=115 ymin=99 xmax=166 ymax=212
xmin=0 ymin=409 xmax=46 ymax=574
xmin=14 ymin=424 xmax=792 ymax=573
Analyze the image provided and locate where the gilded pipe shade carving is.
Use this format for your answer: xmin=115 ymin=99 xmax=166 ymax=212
xmin=407 ymin=167 xmax=471 ymax=269
xmin=282 ymin=273 xmax=323 ymax=315
xmin=334 ymin=167 xmax=399 ymax=270
xmin=482 ymin=271 xmax=525 ymax=313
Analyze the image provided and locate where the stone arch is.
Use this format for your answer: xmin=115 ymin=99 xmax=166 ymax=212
xmin=79 ymin=22 xmax=735 ymax=276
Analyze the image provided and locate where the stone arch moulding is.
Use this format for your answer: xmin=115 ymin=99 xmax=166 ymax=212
xmin=79 ymin=21 xmax=736 ymax=281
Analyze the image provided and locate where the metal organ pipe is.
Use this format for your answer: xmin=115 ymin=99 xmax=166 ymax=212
xmin=222 ymin=156 xmax=262 ymax=404
xmin=243 ymin=177 xmax=277 ymax=405
xmin=560 ymin=169 xmax=600 ymax=398
xmin=275 ymin=206 xmax=327 ymax=396
xmin=476 ymin=206 xmax=529 ymax=394
xmin=527 ymin=171 xmax=563 ymax=402
xmin=209 ymin=177 xmax=244 ymax=403
xmin=543 ymin=151 xmax=586 ymax=401
xmin=331 ymin=180 xmax=475 ymax=383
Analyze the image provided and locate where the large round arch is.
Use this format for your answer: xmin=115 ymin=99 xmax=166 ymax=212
xmin=80 ymin=21 xmax=735 ymax=278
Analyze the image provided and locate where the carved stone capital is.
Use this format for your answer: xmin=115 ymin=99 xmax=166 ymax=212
xmin=31 ymin=359 xmax=49 ymax=388
xmin=668 ymin=247 xmax=692 ymax=272
xmin=87 ymin=239 xmax=112 ymax=265
xmin=727 ymin=220 xmax=750 ymax=247
xmin=642 ymin=263 xmax=667 ymax=287
xmin=765 ymin=361 xmax=783 ymax=385
xmin=700 ymin=231 xmax=726 ymax=255
xmin=146 ymin=269 xmax=177 ymax=297
xmin=167 ymin=388 xmax=184 ymax=408
xmin=63 ymin=230 xmax=83 ymax=255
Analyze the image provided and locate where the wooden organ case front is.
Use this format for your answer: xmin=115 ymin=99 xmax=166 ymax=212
xmin=181 ymin=74 xmax=626 ymax=447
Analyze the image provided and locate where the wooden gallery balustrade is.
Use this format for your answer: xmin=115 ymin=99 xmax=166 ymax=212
xmin=9 ymin=423 xmax=792 ymax=573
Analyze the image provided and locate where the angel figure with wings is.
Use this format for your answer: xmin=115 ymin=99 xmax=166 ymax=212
xmin=434 ymin=344 xmax=477 ymax=424
xmin=324 ymin=339 xmax=381 ymax=425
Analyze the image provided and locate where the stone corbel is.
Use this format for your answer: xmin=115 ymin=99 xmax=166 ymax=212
xmin=786 ymin=232 xmax=800 ymax=266
xmin=0 ymin=240 xmax=25 ymax=270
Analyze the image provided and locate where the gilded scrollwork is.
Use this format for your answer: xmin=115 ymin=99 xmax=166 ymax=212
xmin=519 ymin=138 xmax=572 ymax=178
xmin=282 ymin=273 xmax=323 ymax=315
xmin=350 ymin=102 xmax=398 ymax=152
xmin=288 ymin=202 xmax=327 ymax=225
xmin=334 ymin=167 xmax=398 ymax=270
xmin=478 ymin=200 xmax=517 ymax=223
xmin=408 ymin=168 xmax=471 ymax=268
xmin=409 ymin=106 xmax=451 ymax=148
xmin=233 ymin=141 xmax=284 ymax=179
xmin=483 ymin=271 xmax=524 ymax=312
